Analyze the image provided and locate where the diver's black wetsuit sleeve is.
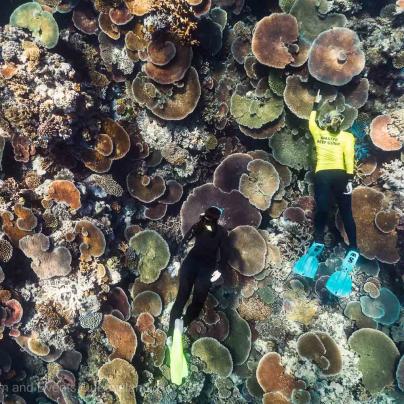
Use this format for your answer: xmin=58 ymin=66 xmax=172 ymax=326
xmin=217 ymin=229 xmax=229 ymax=273
xmin=181 ymin=224 xmax=196 ymax=246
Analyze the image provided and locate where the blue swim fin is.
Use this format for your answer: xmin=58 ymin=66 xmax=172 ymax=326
xmin=326 ymin=250 xmax=360 ymax=298
xmin=169 ymin=319 xmax=188 ymax=385
xmin=293 ymin=242 xmax=324 ymax=279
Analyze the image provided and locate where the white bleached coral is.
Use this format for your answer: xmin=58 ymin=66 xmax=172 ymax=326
xmin=381 ymin=159 xmax=404 ymax=211
xmin=136 ymin=111 xmax=213 ymax=152
xmin=283 ymin=310 xmax=363 ymax=403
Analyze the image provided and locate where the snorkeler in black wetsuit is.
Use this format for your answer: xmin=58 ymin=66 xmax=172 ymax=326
xmin=168 ymin=206 xmax=228 ymax=338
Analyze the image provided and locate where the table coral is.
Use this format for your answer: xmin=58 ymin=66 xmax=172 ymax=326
xmin=101 ymin=314 xmax=137 ymax=362
xmin=98 ymin=358 xmax=138 ymax=404
xmin=129 ymin=229 xmax=170 ymax=284
xmin=19 ymin=233 xmax=72 ymax=279
xmin=10 ymin=2 xmax=59 ymax=49
xmin=191 ymin=337 xmax=233 ymax=377
xmin=348 ymin=328 xmax=399 ymax=394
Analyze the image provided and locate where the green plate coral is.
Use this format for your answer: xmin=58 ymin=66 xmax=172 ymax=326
xmin=269 ymin=129 xmax=313 ymax=170
xmin=129 ymin=229 xmax=170 ymax=284
xmin=10 ymin=2 xmax=59 ymax=49
xmin=230 ymin=84 xmax=284 ymax=129
xmin=348 ymin=328 xmax=400 ymax=394
xmin=191 ymin=337 xmax=233 ymax=377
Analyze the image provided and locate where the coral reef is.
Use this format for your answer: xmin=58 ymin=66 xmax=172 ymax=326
xmin=0 ymin=0 xmax=402 ymax=402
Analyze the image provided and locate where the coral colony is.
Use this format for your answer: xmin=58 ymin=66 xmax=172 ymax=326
xmin=0 ymin=0 xmax=403 ymax=403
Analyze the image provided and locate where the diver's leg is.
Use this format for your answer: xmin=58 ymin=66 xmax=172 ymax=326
xmin=183 ymin=271 xmax=211 ymax=327
xmin=168 ymin=258 xmax=196 ymax=337
xmin=335 ymin=173 xmax=357 ymax=249
xmin=314 ymin=171 xmax=331 ymax=243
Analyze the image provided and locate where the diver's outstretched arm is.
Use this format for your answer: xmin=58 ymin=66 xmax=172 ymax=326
xmin=181 ymin=224 xmax=196 ymax=245
xmin=343 ymin=132 xmax=355 ymax=194
xmin=343 ymin=133 xmax=355 ymax=178
xmin=309 ymin=90 xmax=323 ymax=141
xmin=217 ymin=229 xmax=230 ymax=274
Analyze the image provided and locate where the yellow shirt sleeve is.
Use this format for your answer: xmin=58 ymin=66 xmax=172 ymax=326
xmin=309 ymin=110 xmax=322 ymax=142
xmin=343 ymin=132 xmax=355 ymax=175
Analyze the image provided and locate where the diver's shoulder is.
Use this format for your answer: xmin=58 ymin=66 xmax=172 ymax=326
xmin=340 ymin=130 xmax=355 ymax=140
xmin=217 ymin=224 xmax=228 ymax=234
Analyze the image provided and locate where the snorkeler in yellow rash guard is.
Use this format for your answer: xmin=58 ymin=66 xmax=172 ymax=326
xmin=292 ymin=90 xmax=359 ymax=288
xmin=309 ymin=89 xmax=357 ymax=250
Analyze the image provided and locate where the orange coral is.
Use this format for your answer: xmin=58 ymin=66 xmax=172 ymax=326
xmin=48 ymin=180 xmax=81 ymax=210
xmin=74 ymin=220 xmax=106 ymax=261
xmin=0 ymin=63 xmax=18 ymax=79
xmin=102 ymin=314 xmax=137 ymax=362
xmin=1 ymin=211 xmax=33 ymax=247
xmin=256 ymin=352 xmax=305 ymax=400
xmin=14 ymin=204 xmax=37 ymax=231
xmin=369 ymin=115 xmax=401 ymax=151
xmin=80 ymin=119 xmax=130 ymax=173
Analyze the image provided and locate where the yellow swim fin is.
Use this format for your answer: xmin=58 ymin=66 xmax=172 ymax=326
xmin=169 ymin=319 xmax=188 ymax=385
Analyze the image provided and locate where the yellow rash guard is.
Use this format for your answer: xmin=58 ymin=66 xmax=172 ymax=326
xmin=309 ymin=110 xmax=355 ymax=174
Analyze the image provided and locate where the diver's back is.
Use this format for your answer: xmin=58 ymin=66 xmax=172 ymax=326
xmin=314 ymin=130 xmax=353 ymax=173
xmin=189 ymin=224 xmax=227 ymax=265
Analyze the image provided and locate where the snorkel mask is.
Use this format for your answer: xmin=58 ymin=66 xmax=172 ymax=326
xmin=200 ymin=206 xmax=224 ymax=221
xmin=324 ymin=111 xmax=344 ymax=133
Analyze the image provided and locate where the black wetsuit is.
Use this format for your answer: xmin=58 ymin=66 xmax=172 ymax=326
xmin=314 ymin=170 xmax=357 ymax=248
xmin=168 ymin=222 xmax=228 ymax=336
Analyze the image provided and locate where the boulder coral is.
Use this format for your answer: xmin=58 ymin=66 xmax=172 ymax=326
xmin=47 ymin=180 xmax=82 ymax=210
xmin=252 ymin=14 xmax=299 ymax=69
xmin=74 ymin=220 xmax=106 ymax=261
xmin=223 ymin=308 xmax=251 ymax=365
xmin=369 ymin=114 xmax=402 ymax=151
xmin=227 ymin=225 xmax=267 ymax=276
xmin=297 ymin=331 xmax=342 ymax=375
xmin=101 ymin=314 xmax=137 ymax=362
xmin=180 ymin=183 xmax=262 ymax=234
xmin=239 ymin=159 xmax=280 ymax=210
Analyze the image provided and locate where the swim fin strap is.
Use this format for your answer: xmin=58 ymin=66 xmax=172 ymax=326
xmin=169 ymin=319 xmax=188 ymax=385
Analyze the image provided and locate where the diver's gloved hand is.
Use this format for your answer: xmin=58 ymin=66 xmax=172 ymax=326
xmin=344 ymin=180 xmax=353 ymax=195
xmin=167 ymin=336 xmax=173 ymax=348
xmin=315 ymin=89 xmax=322 ymax=103
xmin=210 ymin=270 xmax=221 ymax=282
